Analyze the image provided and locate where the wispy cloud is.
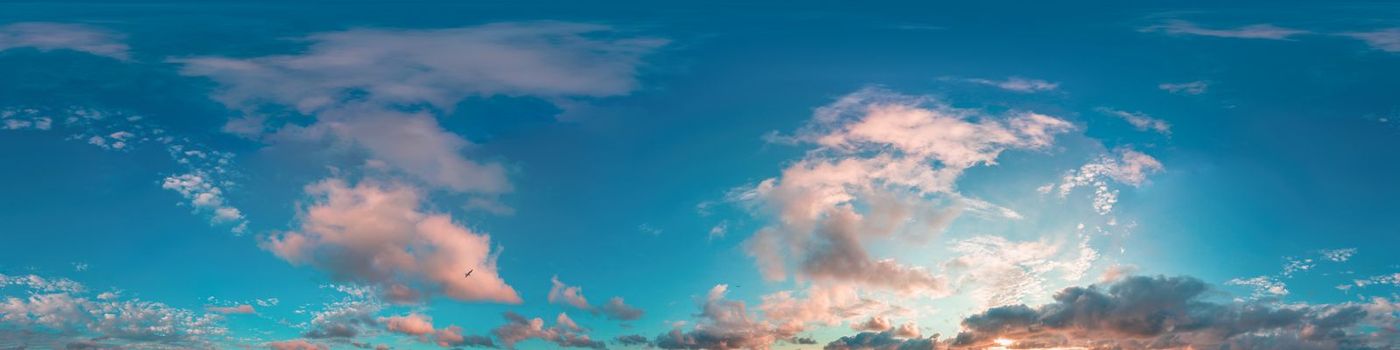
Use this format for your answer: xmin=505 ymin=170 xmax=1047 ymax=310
xmin=1343 ymin=28 xmax=1400 ymax=52
xmin=177 ymin=22 xmax=666 ymax=195
xmin=960 ymin=77 xmax=1059 ymax=93
xmin=0 ymin=22 xmax=129 ymax=59
xmin=1097 ymin=107 xmax=1172 ymax=135
xmin=1158 ymin=80 xmax=1208 ymax=95
xmin=1142 ymin=20 xmax=1308 ymax=40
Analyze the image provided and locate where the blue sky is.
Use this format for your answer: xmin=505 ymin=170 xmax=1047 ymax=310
xmin=1 ymin=1 xmax=1398 ymax=349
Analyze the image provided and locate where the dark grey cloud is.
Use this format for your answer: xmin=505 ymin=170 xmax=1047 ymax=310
xmin=823 ymin=331 xmax=936 ymax=350
xmin=950 ymin=275 xmax=1392 ymax=349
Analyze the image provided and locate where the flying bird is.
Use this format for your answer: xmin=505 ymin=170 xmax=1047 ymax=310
xmin=465 ymin=269 xmax=473 ymax=278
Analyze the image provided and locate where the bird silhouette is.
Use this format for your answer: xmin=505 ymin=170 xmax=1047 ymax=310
xmin=465 ymin=269 xmax=474 ymax=278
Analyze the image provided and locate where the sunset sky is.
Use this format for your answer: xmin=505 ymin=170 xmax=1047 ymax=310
xmin=1 ymin=1 xmax=1398 ymax=349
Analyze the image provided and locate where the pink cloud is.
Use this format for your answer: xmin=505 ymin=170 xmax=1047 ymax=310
xmin=262 ymin=178 xmax=521 ymax=303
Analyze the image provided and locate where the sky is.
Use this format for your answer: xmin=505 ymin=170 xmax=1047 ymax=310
xmin=1 ymin=1 xmax=1399 ymax=349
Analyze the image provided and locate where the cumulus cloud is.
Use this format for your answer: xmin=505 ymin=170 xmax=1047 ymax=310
xmin=434 ymin=325 xmax=496 ymax=348
xmin=1142 ymin=20 xmax=1308 ymax=40
xmin=1097 ymin=107 xmax=1171 ymax=135
xmin=0 ymin=107 xmax=250 ymax=233
xmin=950 ymin=275 xmax=1394 ymax=349
xmin=378 ymin=313 xmax=494 ymax=348
xmin=382 ymin=313 xmax=435 ymax=336
xmin=1052 ymin=148 xmax=1164 ymax=215
xmin=962 ymin=77 xmax=1059 ymax=93
xmin=0 ymin=22 xmax=129 ymax=59
xmin=548 ymin=276 xmax=593 ymax=310
xmin=614 ymin=334 xmax=650 ymax=346
xmin=547 ymin=276 xmax=645 ymax=322
xmin=1343 ymin=28 xmax=1400 ymax=52
xmin=601 ymin=297 xmax=644 ymax=321
xmin=737 ymin=87 xmax=1073 ymax=294
xmin=268 ymin=339 xmax=329 ymax=350
xmin=1227 ymin=275 xmax=1290 ymax=298
xmin=1158 ymin=81 xmax=1208 ymax=95
xmin=262 ymin=178 xmax=520 ymax=303
xmin=1320 ymin=248 xmax=1357 ymax=262
xmin=177 ymin=22 xmax=665 ymax=193
xmin=654 ymin=284 xmax=906 ymax=349
xmin=823 ymin=330 xmax=936 ymax=350
xmin=0 ymin=273 xmax=227 ymax=348
xmin=654 ymin=285 xmax=792 ymax=350
xmin=759 ymin=284 xmax=908 ymax=338
xmin=491 ymin=312 xmax=604 ymax=349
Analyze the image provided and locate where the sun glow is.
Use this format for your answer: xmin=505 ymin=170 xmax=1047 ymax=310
xmin=994 ymin=338 xmax=1015 ymax=346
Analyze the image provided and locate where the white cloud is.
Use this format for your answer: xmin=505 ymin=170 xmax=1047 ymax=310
xmin=1142 ymin=20 xmax=1308 ymax=40
xmin=736 ymin=87 xmax=1074 ymax=294
xmin=1320 ymin=248 xmax=1357 ymax=262
xmin=0 ymin=22 xmax=129 ymax=59
xmin=261 ymin=178 xmax=521 ymax=304
xmin=1054 ymin=148 xmax=1164 ymax=215
xmin=1158 ymin=81 xmax=1208 ymax=95
xmin=1343 ymin=28 xmax=1400 ymax=52
xmin=0 ymin=273 xmax=227 ymax=348
xmin=945 ymin=234 xmax=1098 ymax=308
xmin=1227 ymin=275 xmax=1290 ymax=298
xmin=1097 ymin=107 xmax=1171 ymax=135
xmin=1 ymin=107 xmax=250 ymax=234
xmin=962 ymin=77 xmax=1059 ymax=93
xmin=177 ymin=22 xmax=665 ymax=193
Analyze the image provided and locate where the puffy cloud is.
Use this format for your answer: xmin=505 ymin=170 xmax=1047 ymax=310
xmin=262 ymin=178 xmax=520 ymax=303
xmin=177 ymin=22 xmax=665 ymax=193
xmin=852 ymin=316 xmax=893 ymax=332
xmin=0 ymin=274 xmax=227 ymax=348
xmin=737 ymin=88 xmax=1072 ymax=294
xmin=1320 ymin=248 xmax=1357 ymax=262
xmin=601 ymin=297 xmax=644 ymax=321
xmin=759 ymin=284 xmax=907 ymax=337
xmin=962 ymin=77 xmax=1059 ymax=93
xmin=206 ymin=304 xmax=255 ymax=314
xmin=1343 ymin=28 xmax=1400 ymax=52
xmin=434 ymin=325 xmax=495 ymax=348
xmin=381 ymin=313 xmax=435 ymax=336
xmin=654 ymin=285 xmax=789 ymax=350
xmin=491 ymin=312 xmax=605 ymax=349
xmin=163 ymin=172 xmax=246 ymax=226
xmin=1340 ymin=272 xmax=1400 ymax=291
xmin=1053 ymin=148 xmax=1164 ymax=215
xmin=548 ymin=276 xmax=593 ymax=310
xmin=654 ymin=284 xmax=896 ymax=350
xmin=1 ymin=107 xmax=250 ymax=233
xmin=1142 ymin=20 xmax=1308 ymax=40
xmin=268 ymin=339 xmax=329 ymax=350
xmin=823 ymin=330 xmax=936 ymax=350
xmin=950 ymin=275 xmax=1393 ymax=349
xmin=614 ymin=334 xmax=651 ymax=346
xmin=1227 ymin=275 xmax=1290 ymax=298
xmin=0 ymin=22 xmax=129 ymax=59
xmin=303 ymin=291 xmax=380 ymax=339
xmin=376 ymin=312 xmax=493 ymax=348
xmin=1096 ymin=107 xmax=1171 ymax=135
xmin=1158 ymin=81 xmax=1208 ymax=95
xmin=547 ymin=276 xmax=644 ymax=322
